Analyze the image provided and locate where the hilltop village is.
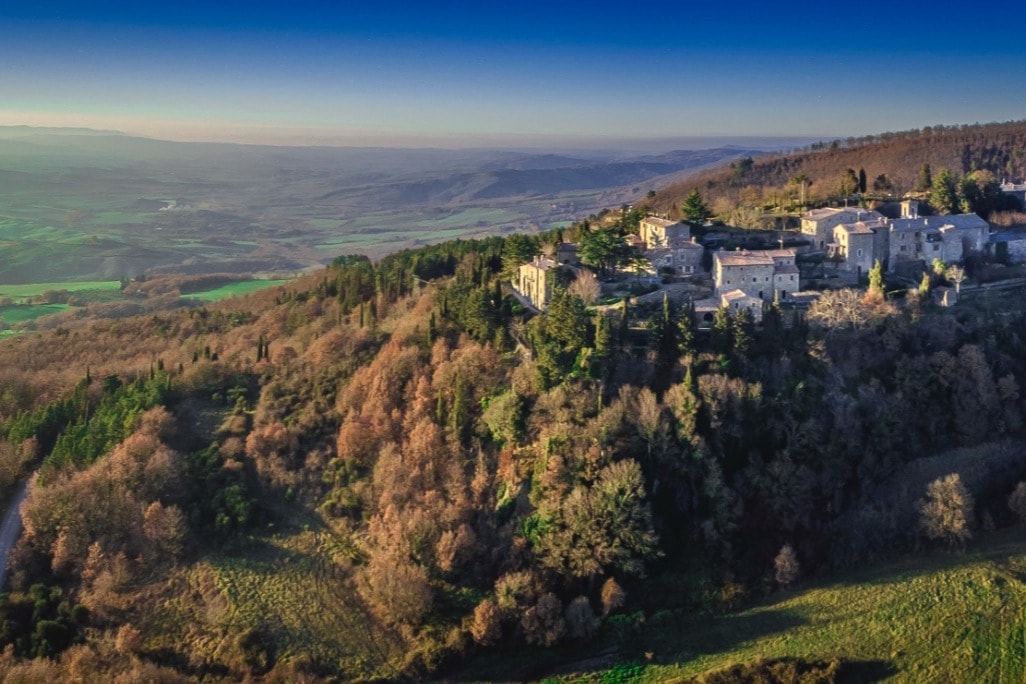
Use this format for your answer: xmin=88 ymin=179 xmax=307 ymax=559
xmin=513 ymin=197 xmax=1001 ymax=328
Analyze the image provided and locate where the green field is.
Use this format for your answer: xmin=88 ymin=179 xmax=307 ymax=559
xmin=0 ymin=281 xmax=120 ymax=300
xmin=0 ymin=303 xmax=69 ymax=324
xmin=571 ymin=527 xmax=1026 ymax=683
xmin=408 ymin=207 xmax=521 ymax=229
xmin=183 ymin=279 xmax=290 ymax=302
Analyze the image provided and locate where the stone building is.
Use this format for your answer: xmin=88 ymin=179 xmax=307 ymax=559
xmin=885 ymin=214 xmax=989 ymax=272
xmin=713 ymin=248 xmax=798 ymax=301
xmin=647 ymin=238 xmax=704 ymax=275
xmin=801 ymin=207 xmax=884 ymax=250
xmin=721 ymin=289 xmax=764 ymax=322
xmin=640 ymin=216 xmax=690 ymax=249
xmin=830 ymin=220 xmax=881 ymax=277
xmin=516 ymin=256 xmax=558 ymax=310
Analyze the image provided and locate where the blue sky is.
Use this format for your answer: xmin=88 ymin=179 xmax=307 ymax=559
xmin=1 ymin=1 xmax=1023 ymax=147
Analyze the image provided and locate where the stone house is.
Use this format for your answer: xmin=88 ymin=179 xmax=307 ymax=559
xmin=830 ymin=220 xmax=881 ymax=277
xmin=721 ymin=289 xmax=764 ymax=322
xmin=990 ymin=231 xmax=1026 ymax=264
xmin=516 ymin=256 xmax=558 ymax=310
xmin=640 ymin=216 xmax=690 ymax=249
xmin=713 ymin=248 xmax=798 ymax=301
xmin=885 ymin=214 xmax=989 ymax=272
xmin=647 ymin=238 xmax=704 ymax=275
xmin=801 ymin=207 xmax=884 ymax=250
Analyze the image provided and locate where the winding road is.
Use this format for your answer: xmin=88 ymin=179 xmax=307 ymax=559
xmin=0 ymin=481 xmax=28 ymax=589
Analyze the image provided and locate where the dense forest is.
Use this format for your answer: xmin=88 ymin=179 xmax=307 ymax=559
xmin=646 ymin=120 xmax=1026 ymax=223
xmin=0 ymin=215 xmax=1024 ymax=681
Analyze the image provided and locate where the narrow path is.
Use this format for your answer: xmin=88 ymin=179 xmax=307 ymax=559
xmin=0 ymin=481 xmax=28 ymax=589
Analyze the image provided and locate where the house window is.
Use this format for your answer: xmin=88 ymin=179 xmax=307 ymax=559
xmin=857 ymin=248 xmax=863 ymax=257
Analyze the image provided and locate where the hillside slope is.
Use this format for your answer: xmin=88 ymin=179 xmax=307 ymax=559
xmin=612 ymin=526 xmax=1026 ymax=683
xmin=646 ymin=120 xmax=1026 ymax=217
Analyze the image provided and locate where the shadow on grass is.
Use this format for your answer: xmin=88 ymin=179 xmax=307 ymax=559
xmin=815 ymin=523 xmax=1026 ymax=593
xmin=638 ymin=606 xmax=809 ymax=667
xmin=677 ymin=657 xmax=896 ymax=684
xmin=448 ymin=608 xmax=808 ymax=682
xmin=840 ymin=659 xmax=898 ymax=683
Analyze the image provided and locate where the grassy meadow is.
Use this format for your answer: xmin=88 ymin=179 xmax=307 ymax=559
xmin=0 ymin=281 xmax=120 ymax=301
xmin=182 ymin=280 xmax=290 ymax=302
xmin=550 ymin=527 xmax=1026 ymax=683
xmin=0 ymin=303 xmax=69 ymax=324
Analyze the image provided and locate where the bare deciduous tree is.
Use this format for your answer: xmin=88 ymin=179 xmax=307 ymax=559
xmin=568 ymin=270 xmax=601 ymax=306
xmin=918 ymin=473 xmax=974 ymax=548
xmin=774 ymin=544 xmax=800 ymax=586
xmin=807 ymin=288 xmax=894 ymax=330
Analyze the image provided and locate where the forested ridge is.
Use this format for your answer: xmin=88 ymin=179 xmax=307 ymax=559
xmin=0 ymin=167 xmax=1025 ymax=679
xmin=646 ymin=119 xmax=1026 ymax=220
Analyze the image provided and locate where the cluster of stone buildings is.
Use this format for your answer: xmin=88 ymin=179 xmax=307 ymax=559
xmin=801 ymin=200 xmax=989 ymax=277
xmin=515 ymin=202 xmax=991 ymax=315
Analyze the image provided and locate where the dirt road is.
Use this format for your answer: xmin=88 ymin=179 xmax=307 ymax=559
xmin=0 ymin=481 xmax=28 ymax=589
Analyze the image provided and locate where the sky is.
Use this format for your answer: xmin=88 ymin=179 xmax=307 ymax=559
xmin=1 ymin=1 xmax=1024 ymax=147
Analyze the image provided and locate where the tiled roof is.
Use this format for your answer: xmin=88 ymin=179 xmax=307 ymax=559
xmin=721 ymin=289 xmax=758 ymax=302
xmin=840 ymin=220 xmax=881 ymax=234
xmin=715 ymin=251 xmax=774 ymax=267
xmin=804 ymin=207 xmax=885 ymax=222
xmin=804 ymin=207 xmax=847 ymax=220
xmin=641 ymin=216 xmax=680 ymax=228
xmin=890 ymin=213 xmax=988 ymax=232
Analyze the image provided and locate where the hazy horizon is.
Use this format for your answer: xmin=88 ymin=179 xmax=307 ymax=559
xmin=0 ymin=122 xmax=830 ymax=153
xmin=2 ymin=2 xmax=1024 ymax=147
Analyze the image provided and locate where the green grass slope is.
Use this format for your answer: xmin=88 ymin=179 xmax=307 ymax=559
xmin=580 ymin=527 xmax=1026 ymax=683
xmin=182 ymin=279 xmax=290 ymax=302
